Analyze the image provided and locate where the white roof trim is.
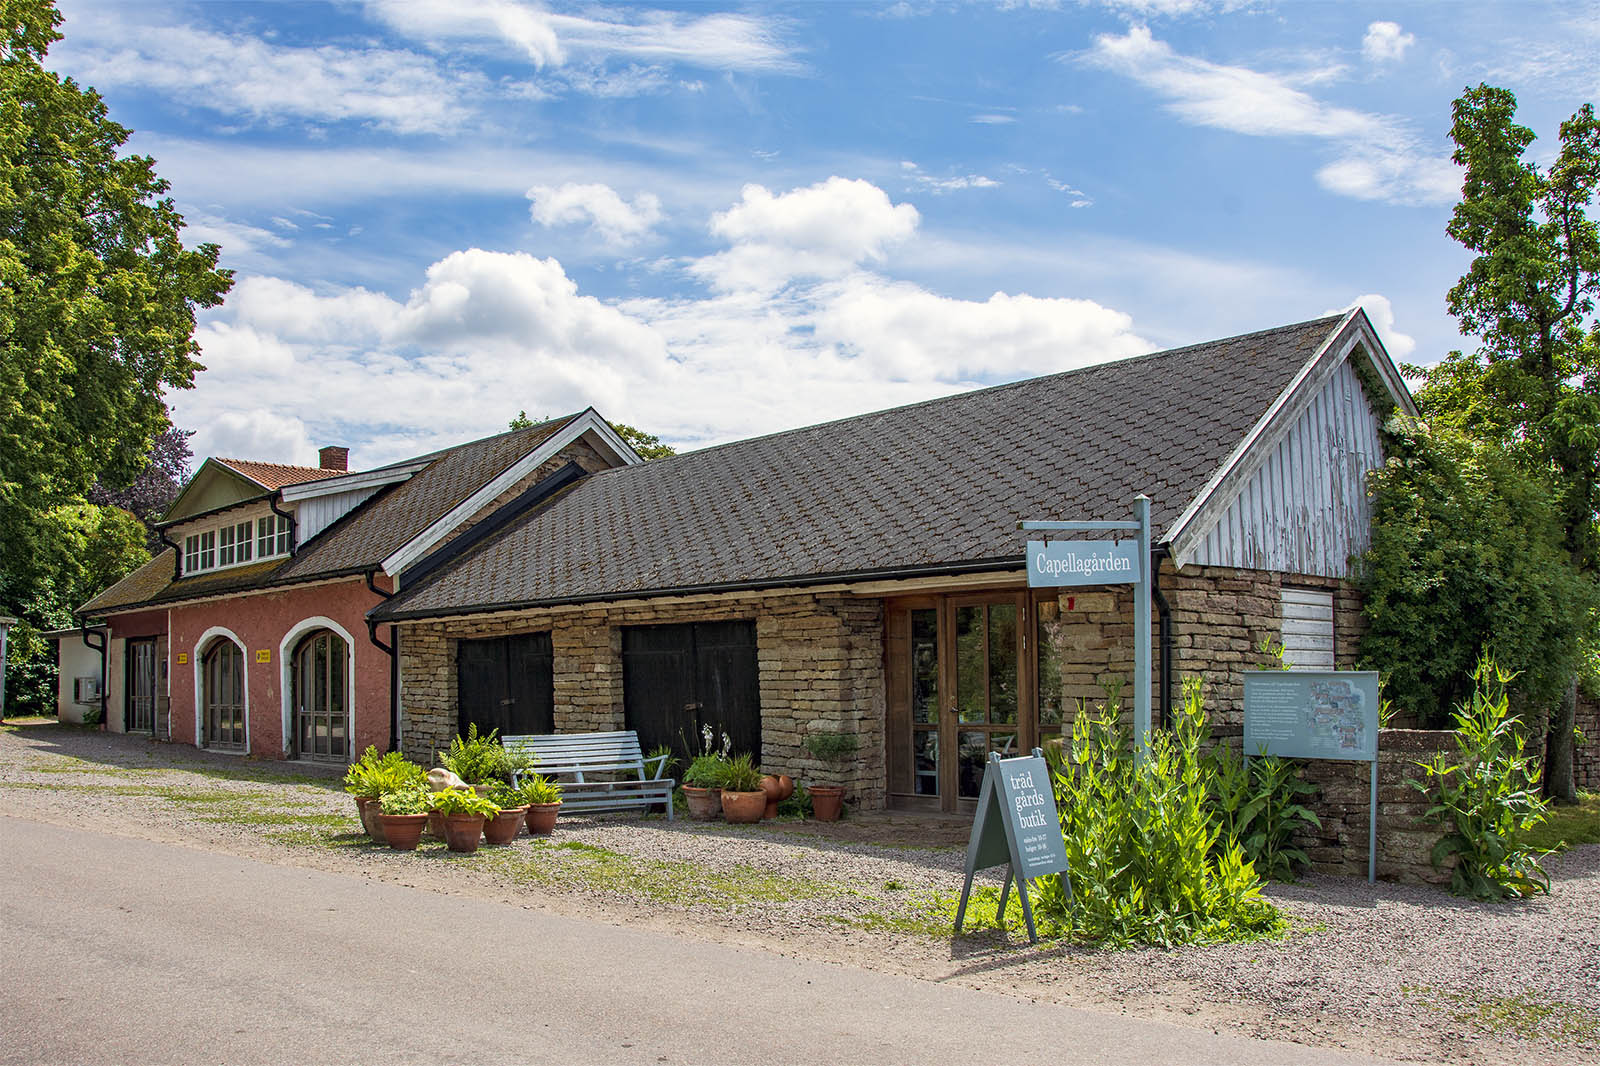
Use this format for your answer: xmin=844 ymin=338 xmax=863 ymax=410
xmin=279 ymin=459 xmax=432 ymax=502
xmin=1165 ymin=310 xmax=1416 ymax=567
xmin=380 ymin=409 xmax=638 ymax=579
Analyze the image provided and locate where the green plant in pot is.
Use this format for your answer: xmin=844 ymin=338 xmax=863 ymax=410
xmin=439 ymin=724 xmax=515 ymax=791
xmin=376 ymin=785 xmax=432 ymax=851
xmin=512 ymin=773 xmax=563 ymax=836
xmin=718 ymin=753 xmax=767 ymax=824
xmin=345 ymin=747 xmax=426 ymax=842
xmin=682 ymin=753 xmax=729 ymax=821
xmin=482 ymin=781 xmax=533 ymax=845
xmin=804 ymin=730 xmax=858 ymax=822
xmin=428 ymin=787 xmax=500 ymax=853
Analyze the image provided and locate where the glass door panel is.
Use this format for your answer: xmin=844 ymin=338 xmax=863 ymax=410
xmin=909 ymin=609 xmax=939 ymax=796
xmin=951 ymin=599 xmax=1023 ymax=800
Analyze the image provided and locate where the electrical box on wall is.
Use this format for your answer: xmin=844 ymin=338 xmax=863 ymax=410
xmin=73 ymin=675 xmax=102 ymax=703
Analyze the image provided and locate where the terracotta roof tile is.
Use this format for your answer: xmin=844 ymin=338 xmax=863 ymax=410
xmin=215 ymin=459 xmax=348 ymax=490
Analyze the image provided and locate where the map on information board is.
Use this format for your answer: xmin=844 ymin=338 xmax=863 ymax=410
xmin=1242 ymin=671 xmax=1379 ymax=762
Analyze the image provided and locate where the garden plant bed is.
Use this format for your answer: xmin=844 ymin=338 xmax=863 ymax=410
xmin=2 ymin=720 xmax=1596 ymax=1064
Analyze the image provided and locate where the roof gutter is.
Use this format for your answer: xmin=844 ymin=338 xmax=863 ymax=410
xmin=370 ymin=555 xmax=1029 ymax=624
xmin=158 ymin=525 xmax=182 ymax=582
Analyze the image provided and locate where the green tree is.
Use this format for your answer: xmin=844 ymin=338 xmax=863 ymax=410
xmin=1411 ymin=84 xmax=1600 ymax=801
xmin=1357 ymin=419 xmax=1595 ymax=728
xmin=0 ymin=0 xmax=228 ymax=712
xmin=509 ymin=411 xmax=677 ymax=460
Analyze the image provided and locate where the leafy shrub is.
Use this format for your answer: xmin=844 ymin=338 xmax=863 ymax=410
xmin=1032 ymin=680 xmax=1285 ymax=947
xmin=721 ymin=753 xmax=764 ymax=793
xmin=428 ymin=787 xmax=500 ymax=818
xmin=804 ymin=730 xmax=858 ymax=762
xmin=4 ymin=657 xmax=58 ymax=717
xmin=343 ymin=747 xmax=425 ymax=798
xmin=1409 ymin=658 xmax=1551 ymax=900
xmin=378 ymin=785 xmax=431 ymax=816
xmin=1208 ymin=744 xmax=1321 ymax=883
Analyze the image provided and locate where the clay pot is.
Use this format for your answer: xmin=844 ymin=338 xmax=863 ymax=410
xmin=358 ymin=797 xmax=388 ymax=844
xmin=759 ymin=774 xmax=797 ymax=819
xmin=425 ymin=810 xmax=445 ymax=841
xmin=721 ymin=789 xmax=766 ymax=824
xmin=379 ymin=813 xmax=428 ymax=851
xmin=809 ymin=785 xmax=844 ymax=822
xmin=483 ymin=805 xmax=528 ymax=845
xmin=524 ymin=802 xmax=561 ymax=836
xmin=441 ymin=813 xmax=486 ymax=853
xmin=683 ymin=785 xmax=722 ymax=821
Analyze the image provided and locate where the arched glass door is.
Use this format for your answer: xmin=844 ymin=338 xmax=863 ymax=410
xmin=202 ymin=641 xmax=245 ymax=750
xmin=291 ymin=630 xmax=348 ymax=762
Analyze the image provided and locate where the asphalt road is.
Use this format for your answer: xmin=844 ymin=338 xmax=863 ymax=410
xmin=0 ymin=816 xmax=1398 ymax=1065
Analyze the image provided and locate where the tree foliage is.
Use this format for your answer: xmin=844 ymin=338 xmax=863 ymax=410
xmin=1358 ymin=418 xmax=1595 ymax=727
xmin=509 ymin=410 xmax=677 ymax=460
xmin=87 ymin=422 xmax=192 ymax=547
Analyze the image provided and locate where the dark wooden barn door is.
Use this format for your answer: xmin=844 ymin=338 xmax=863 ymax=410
xmin=622 ymin=621 xmax=760 ymax=764
xmin=456 ymin=632 xmax=554 ymax=739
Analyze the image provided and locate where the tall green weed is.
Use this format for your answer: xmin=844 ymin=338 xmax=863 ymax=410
xmin=1033 ymin=680 xmax=1284 ymax=947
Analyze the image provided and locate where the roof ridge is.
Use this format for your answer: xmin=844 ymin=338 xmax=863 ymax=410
xmin=595 ymin=314 xmax=1345 ymax=472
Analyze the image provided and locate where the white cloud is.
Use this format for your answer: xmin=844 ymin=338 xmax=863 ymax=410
xmin=54 ymin=8 xmax=478 ymax=134
xmin=527 ymin=182 xmax=663 ymax=245
xmin=971 ymin=114 xmax=1018 ymax=125
xmin=1361 ymin=22 xmax=1415 ymax=63
xmin=181 ymin=215 xmax=291 ymax=256
xmin=901 ymin=161 xmax=1002 ymax=194
xmin=179 ymin=181 xmax=1151 ymax=464
xmin=1329 ymin=293 xmax=1416 ymax=360
xmin=692 ymin=177 xmax=920 ymax=292
xmin=1083 ymin=26 xmax=1457 ymax=206
xmin=364 ymin=0 xmax=800 ymax=75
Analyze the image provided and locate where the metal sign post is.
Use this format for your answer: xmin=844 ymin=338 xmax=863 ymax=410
xmin=1021 ymin=495 xmax=1153 ymax=759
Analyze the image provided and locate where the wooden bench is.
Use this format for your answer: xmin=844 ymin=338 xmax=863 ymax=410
xmin=503 ymin=730 xmax=675 ymax=821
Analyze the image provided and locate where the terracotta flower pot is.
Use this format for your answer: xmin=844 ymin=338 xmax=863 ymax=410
xmin=441 ymin=813 xmax=486 ymax=853
xmin=358 ymin=797 xmax=388 ymax=844
xmin=379 ymin=813 xmax=428 ymax=851
xmin=721 ymin=789 xmax=766 ymax=824
xmin=524 ymin=802 xmax=561 ymax=836
xmin=425 ymin=810 xmax=445 ymax=841
xmin=683 ymin=785 xmax=722 ymax=821
xmin=483 ymin=805 xmax=528 ymax=845
xmin=809 ymin=785 xmax=844 ymax=822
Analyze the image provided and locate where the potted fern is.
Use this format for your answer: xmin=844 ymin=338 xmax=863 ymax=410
xmin=804 ymin=730 xmax=858 ymax=822
xmin=428 ymin=787 xmax=500 ymax=853
xmin=719 ymin=753 xmax=767 ymax=823
xmin=517 ymin=773 xmax=563 ymax=835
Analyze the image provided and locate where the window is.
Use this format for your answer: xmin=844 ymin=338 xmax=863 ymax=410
xmin=258 ymin=515 xmax=291 ymax=558
xmin=233 ymin=521 xmax=253 ymax=563
xmin=183 ymin=530 xmax=215 ymax=573
xmin=218 ymin=523 xmax=236 ymax=566
xmin=1280 ymin=588 xmax=1335 ymax=670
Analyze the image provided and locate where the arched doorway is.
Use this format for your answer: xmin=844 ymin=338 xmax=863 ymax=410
xmin=291 ymin=629 xmax=349 ymax=762
xmin=201 ymin=639 xmax=246 ymax=751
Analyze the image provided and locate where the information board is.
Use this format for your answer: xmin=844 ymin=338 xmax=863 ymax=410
xmin=1243 ymin=670 xmax=1380 ymax=761
xmin=955 ymin=751 xmax=1070 ymax=944
xmin=1026 ymin=539 xmax=1142 ymax=587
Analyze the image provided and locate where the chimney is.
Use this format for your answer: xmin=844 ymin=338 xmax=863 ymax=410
xmin=318 ymin=446 xmax=349 ymax=472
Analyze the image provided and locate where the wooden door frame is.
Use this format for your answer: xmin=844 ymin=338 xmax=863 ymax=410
xmin=125 ymin=636 xmax=157 ymax=734
xmin=885 ymin=588 xmax=1032 ymax=813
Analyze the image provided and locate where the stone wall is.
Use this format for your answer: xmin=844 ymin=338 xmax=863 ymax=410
xmin=1577 ymin=690 xmax=1599 ymax=792
xmin=397 ymin=589 xmax=887 ymax=809
xmin=1293 ymin=729 xmax=1455 ymax=884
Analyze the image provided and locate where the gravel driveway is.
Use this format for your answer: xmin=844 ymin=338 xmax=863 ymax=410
xmin=3 ymin=720 xmax=1595 ymax=1065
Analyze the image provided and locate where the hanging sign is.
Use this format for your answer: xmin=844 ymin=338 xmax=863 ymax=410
xmin=1243 ymin=669 xmax=1381 ymax=883
xmin=954 ymin=750 xmax=1071 ymax=944
xmin=1026 ymin=539 xmax=1142 ymax=587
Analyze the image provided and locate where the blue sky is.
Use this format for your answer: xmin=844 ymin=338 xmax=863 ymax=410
xmin=49 ymin=0 xmax=1600 ymax=468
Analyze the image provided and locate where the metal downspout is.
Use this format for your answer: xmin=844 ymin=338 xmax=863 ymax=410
xmin=79 ymin=619 xmax=107 ymax=729
xmin=1151 ymin=547 xmax=1175 ymax=731
xmin=269 ymin=495 xmax=298 ymax=554
xmin=365 ymin=572 xmax=398 ymax=752
xmin=158 ymin=527 xmax=182 ymax=581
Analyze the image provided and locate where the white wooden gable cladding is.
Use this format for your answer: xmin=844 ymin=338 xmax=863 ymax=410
xmin=1178 ymin=352 xmax=1388 ymax=579
xmin=295 ymin=487 xmax=381 ymax=544
xmin=1280 ymin=588 xmax=1336 ymax=669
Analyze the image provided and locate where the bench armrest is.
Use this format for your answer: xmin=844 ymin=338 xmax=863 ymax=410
xmin=644 ymin=752 xmax=672 ymax=780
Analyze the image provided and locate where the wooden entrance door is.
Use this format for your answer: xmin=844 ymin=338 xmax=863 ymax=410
xmin=201 ymin=641 xmax=245 ymax=750
xmin=291 ymin=630 xmax=350 ymax=761
xmin=456 ymin=632 xmax=554 ymax=739
xmin=126 ymin=637 xmax=156 ymax=733
xmin=886 ymin=591 xmax=1029 ymax=811
xmin=621 ymin=621 xmax=760 ymax=766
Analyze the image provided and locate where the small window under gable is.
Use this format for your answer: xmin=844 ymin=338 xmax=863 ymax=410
xmin=1280 ymin=588 xmax=1335 ymax=670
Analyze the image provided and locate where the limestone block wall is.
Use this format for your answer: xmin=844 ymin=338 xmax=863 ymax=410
xmin=1292 ymin=729 xmax=1455 ymax=884
xmin=1577 ymin=691 xmax=1599 ymax=792
xmin=396 ymin=589 xmax=887 ymax=809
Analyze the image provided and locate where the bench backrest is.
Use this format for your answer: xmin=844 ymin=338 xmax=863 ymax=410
xmin=504 ymin=730 xmax=648 ymax=776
